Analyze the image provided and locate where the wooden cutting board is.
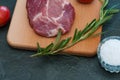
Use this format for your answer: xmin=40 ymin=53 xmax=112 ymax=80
xmin=7 ymin=0 xmax=102 ymax=57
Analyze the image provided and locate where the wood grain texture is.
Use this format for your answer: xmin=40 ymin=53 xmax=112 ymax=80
xmin=7 ymin=0 xmax=102 ymax=56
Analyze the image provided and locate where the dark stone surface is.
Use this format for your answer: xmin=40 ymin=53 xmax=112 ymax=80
xmin=0 ymin=0 xmax=120 ymax=80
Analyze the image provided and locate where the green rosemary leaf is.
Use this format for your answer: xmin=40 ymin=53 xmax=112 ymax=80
xmin=51 ymin=29 xmax=62 ymax=51
xmin=76 ymin=30 xmax=82 ymax=40
xmin=55 ymin=29 xmax=62 ymax=44
xmin=104 ymin=3 xmax=119 ymax=15
xmin=102 ymin=0 xmax=109 ymax=9
xmin=106 ymin=9 xmax=120 ymax=14
xmin=75 ymin=19 xmax=97 ymax=41
xmin=32 ymin=43 xmax=54 ymax=56
xmin=58 ymin=37 xmax=71 ymax=48
xmin=37 ymin=42 xmax=43 ymax=53
xmin=100 ymin=0 xmax=109 ymax=19
xmin=72 ymin=29 xmax=78 ymax=42
xmin=84 ymin=14 xmax=113 ymax=39
xmin=44 ymin=43 xmax=54 ymax=52
xmin=99 ymin=14 xmax=113 ymax=25
xmin=81 ymin=19 xmax=96 ymax=35
xmin=73 ymin=29 xmax=82 ymax=42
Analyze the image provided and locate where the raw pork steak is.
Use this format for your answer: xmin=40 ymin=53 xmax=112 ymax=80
xmin=26 ymin=0 xmax=75 ymax=37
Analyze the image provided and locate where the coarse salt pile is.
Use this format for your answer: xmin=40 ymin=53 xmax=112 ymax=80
xmin=97 ymin=36 xmax=120 ymax=73
xmin=100 ymin=39 xmax=120 ymax=65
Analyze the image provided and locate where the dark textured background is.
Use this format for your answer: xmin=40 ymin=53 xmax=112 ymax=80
xmin=0 ymin=0 xmax=120 ymax=80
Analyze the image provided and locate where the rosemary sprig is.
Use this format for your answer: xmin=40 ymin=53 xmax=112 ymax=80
xmin=31 ymin=0 xmax=119 ymax=57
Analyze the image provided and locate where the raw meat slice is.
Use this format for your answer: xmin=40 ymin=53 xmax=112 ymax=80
xmin=26 ymin=0 xmax=75 ymax=37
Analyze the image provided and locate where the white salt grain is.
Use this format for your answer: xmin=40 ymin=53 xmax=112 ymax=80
xmin=100 ymin=39 xmax=120 ymax=66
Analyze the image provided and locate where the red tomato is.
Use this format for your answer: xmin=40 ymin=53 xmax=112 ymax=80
xmin=78 ymin=0 xmax=94 ymax=4
xmin=0 ymin=6 xmax=10 ymax=27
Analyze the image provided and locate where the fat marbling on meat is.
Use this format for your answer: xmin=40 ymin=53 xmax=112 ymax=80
xmin=26 ymin=0 xmax=75 ymax=37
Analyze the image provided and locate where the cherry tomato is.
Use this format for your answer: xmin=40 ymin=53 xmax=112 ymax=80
xmin=0 ymin=6 xmax=10 ymax=27
xmin=78 ymin=0 xmax=94 ymax=4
